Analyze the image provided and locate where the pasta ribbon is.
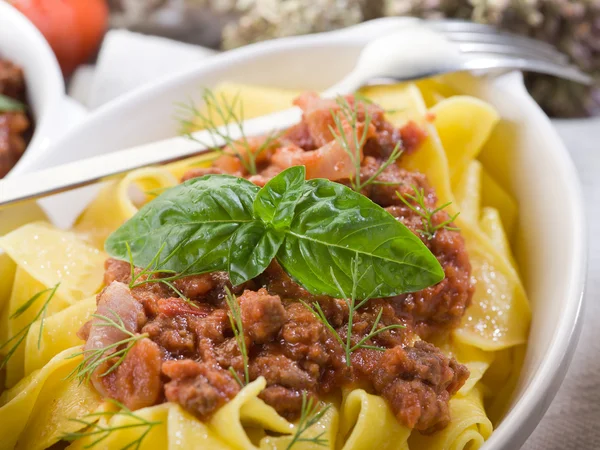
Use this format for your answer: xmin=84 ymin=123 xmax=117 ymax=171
xmin=67 ymin=403 xmax=170 ymax=450
xmin=24 ymin=296 xmax=96 ymax=375
xmin=481 ymin=169 xmax=518 ymax=239
xmin=0 ymin=222 xmax=106 ymax=303
xmin=429 ymin=96 xmax=499 ymax=185
xmin=0 ymin=348 xmax=101 ymax=450
xmin=168 ymin=404 xmax=230 ymax=449
xmin=209 ymin=378 xmax=292 ymax=449
xmin=339 ymin=388 xmax=410 ymax=450
xmin=409 ymin=387 xmax=492 ymax=450
xmin=453 ymin=160 xmax=482 ymax=225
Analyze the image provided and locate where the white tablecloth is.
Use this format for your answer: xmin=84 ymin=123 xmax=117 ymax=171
xmin=71 ymin=30 xmax=600 ymax=449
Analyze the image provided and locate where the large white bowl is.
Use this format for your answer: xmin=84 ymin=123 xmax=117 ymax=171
xmin=0 ymin=1 xmax=86 ymax=178
xmin=34 ymin=18 xmax=586 ymax=450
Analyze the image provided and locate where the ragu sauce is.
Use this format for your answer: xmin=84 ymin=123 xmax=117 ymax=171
xmin=0 ymin=58 xmax=32 ymax=178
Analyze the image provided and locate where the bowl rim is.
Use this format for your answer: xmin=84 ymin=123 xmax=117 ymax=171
xmin=0 ymin=1 xmax=65 ymax=177
xmin=36 ymin=18 xmax=587 ymax=449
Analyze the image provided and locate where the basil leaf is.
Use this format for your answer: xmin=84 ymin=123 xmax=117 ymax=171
xmin=0 ymin=94 xmax=25 ymax=112
xmin=276 ymin=178 xmax=444 ymax=298
xmin=228 ymin=221 xmax=284 ymax=286
xmin=253 ymin=166 xmax=306 ymax=230
xmin=105 ymin=175 xmax=259 ymax=274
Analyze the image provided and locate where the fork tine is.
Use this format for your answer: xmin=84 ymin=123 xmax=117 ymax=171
xmin=426 ymin=19 xmax=565 ymax=59
xmin=456 ymin=42 xmax=568 ymax=65
xmin=442 ymin=32 xmax=568 ymax=64
xmin=461 ymin=56 xmax=594 ymax=85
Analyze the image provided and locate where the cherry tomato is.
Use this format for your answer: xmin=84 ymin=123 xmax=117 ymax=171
xmin=10 ymin=0 xmax=109 ymax=76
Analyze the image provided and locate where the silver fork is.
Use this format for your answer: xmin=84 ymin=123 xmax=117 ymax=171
xmin=424 ymin=19 xmax=590 ymax=84
xmin=330 ymin=20 xmax=592 ymax=93
xmin=0 ymin=20 xmax=593 ymax=208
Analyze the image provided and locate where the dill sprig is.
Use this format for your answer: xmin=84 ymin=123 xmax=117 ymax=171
xmin=62 ymin=398 xmax=161 ymax=450
xmin=329 ymin=96 xmax=403 ymax=193
xmin=177 ymin=89 xmax=281 ymax=175
xmin=0 ymin=283 xmax=60 ymax=370
xmin=397 ymin=185 xmax=460 ymax=240
xmin=302 ymin=255 xmax=404 ymax=366
xmin=285 ymin=391 xmax=330 ymax=450
xmin=126 ymin=243 xmax=198 ymax=309
xmin=67 ymin=309 xmax=148 ymax=384
xmin=224 ymin=287 xmax=250 ymax=387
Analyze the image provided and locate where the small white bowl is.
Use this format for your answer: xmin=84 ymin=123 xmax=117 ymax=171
xmin=35 ymin=18 xmax=586 ymax=450
xmin=0 ymin=1 xmax=86 ymax=178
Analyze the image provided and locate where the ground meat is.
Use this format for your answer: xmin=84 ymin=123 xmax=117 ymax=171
xmin=238 ymin=288 xmax=286 ymax=344
xmin=360 ymin=156 xmax=432 ymax=208
xmin=365 ymin=341 xmax=469 ymax=433
xmin=386 ymin=205 xmax=473 ymax=339
xmin=85 ymin=93 xmax=473 ymax=433
xmin=163 ymin=359 xmax=240 ymax=420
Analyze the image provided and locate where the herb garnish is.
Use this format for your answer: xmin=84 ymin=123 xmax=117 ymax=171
xmin=67 ymin=310 xmax=148 ymax=383
xmin=0 ymin=94 xmax=25 ymax=113
xmin=125 ymin=242 xmax=198 ymax=309
xmin=62 ymin=398 xmax=161 ymax=450
xmin=329 ymin=97 xmax=403 ymax=193
xmin=302 ymin=255 xmax=405 ymax=366
xmin=105 ymin=166 xmax=444 ymax=299
xmin=285 ymin=391 xmax=330 ymax=450
xmin=0 ymin=283 xmax=60 ymax=370
xmin=224 ymin=287 xmax=249 ymax=387
xmin=178 ymin=89 xmax=281 ymax=175
xmin=397 ymin=185 xmax=460 ymax=240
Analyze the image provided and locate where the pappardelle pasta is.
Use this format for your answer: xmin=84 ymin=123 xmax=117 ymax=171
xmin=0 ymin=80 xmax=530 ymax=450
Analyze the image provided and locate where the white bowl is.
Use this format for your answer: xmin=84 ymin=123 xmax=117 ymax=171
xmin=35 ymin=18 xmax=586 ymax=450
xmin=0 ymin=1 xmax=86 ymax=178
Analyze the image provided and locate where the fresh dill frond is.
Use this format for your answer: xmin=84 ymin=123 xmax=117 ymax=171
xmin=125 ymin=243 xmax=198 ymax=309
xmin=396 ymin=185 xmax=460 ymax=240
xmin=62 ymin=398 xmax=161 ymax=450
xmin=302 ymin=254 xmax=404 ymax=366
xmin=224 ymin=287 xmax=249 ymax=386
xmin=176 ymin=89 xmax=281 ymax=175
xmin=329 ymin=96 xmax=403 ymax=193
xmin=66 ymin=310 xmax=148 ymax=384
xmin=0 ymin=283 xmax=60 ymax=370
xmin=285 ymin=391 xmax=330 ymax=450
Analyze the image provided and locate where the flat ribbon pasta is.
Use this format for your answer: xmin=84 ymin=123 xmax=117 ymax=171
xmin=339 ymin=388 xmax=410 ymax=450
xmin=67 ymin=403 xmax=170 ymax=450
xmin=408 ymin=387 xmax=492 ymax=450
xmin=75 ymin=167 xmax=178 ymax=248
xmin=24 ymin=296 xmax=96 ymax=375
xmin=210 ymin=378 xmax=293 ymax=449
xmin=481 ymin=169 xmax=518 ymax=239
xmin=168 ymin=404 xmax=230 ymax=449
xmin=0 ymin=223 xmax=105 ymax=386
xmin=453 ymin=160 xmax=482 ymax=225
xmin=0 ymin=347 xmax=101 ymax=450
xmin=0 ymin=222 xmax=106 ymax=303
xmin=429 ymin=96 xmax=499 ymax=186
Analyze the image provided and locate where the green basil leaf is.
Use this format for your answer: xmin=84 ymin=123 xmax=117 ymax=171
xmin=253 ymin=166 xmax=306 ymax=230
xmin=276 ymin=178 xmax=444 ymax=298
xmin=0 ymin=94 xmax=25 ymax=112
xmin=228 ymin=221 xmax=284 ymax=286
xmin=105 ymin=175 xmax=259 ymax=274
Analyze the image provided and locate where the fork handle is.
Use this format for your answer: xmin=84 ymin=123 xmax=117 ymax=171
xmin=0 ymin=108 xmax=303 ymax=208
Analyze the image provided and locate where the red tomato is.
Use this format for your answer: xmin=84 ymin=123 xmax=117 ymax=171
xmin=10 ymin=0 xmax=109 ymax=76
